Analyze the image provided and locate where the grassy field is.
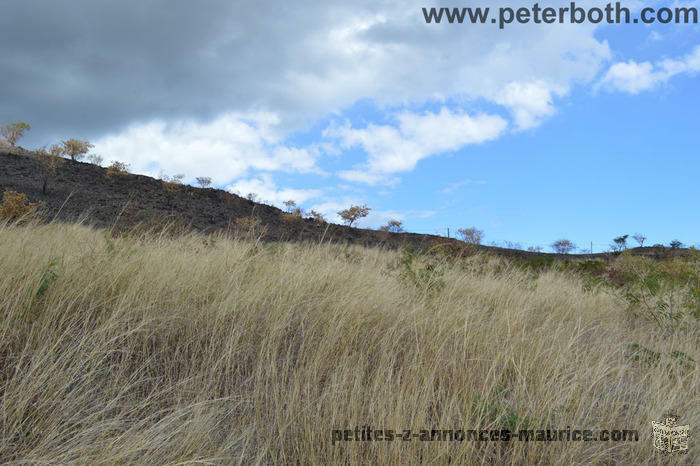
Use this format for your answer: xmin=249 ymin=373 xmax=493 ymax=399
xmin=0 ymin=220 xmax=697 ymax=464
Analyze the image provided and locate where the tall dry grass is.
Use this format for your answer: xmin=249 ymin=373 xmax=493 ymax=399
xmin=0 ymin=220 xmax=697 ymax=464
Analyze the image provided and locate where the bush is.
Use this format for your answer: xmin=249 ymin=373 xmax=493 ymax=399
xmin=234 ymin=216 xmax=267 ymax=239
xmin=457 ymin=227 xmax=484 ymax=245
xmin=379 ymin=219 xmax=404 ymax=233
xmin=0 ymin=189 xmax=44 ymax=221
xmin=161 ymin=174 xmax=185 ymax=194
xmin=609 ymin=255 xmax=699 ymax=326
xmin=0 ymin=121 xmax=30 ymax=146
xmin=106 ymin=161 xmax=130 ymax=178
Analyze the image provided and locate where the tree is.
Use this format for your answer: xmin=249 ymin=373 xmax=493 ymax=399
xmin=551 ymin=239 xmax=576 ymax=254
xmin=612 ymin=234 xmax=629 ymax=252
xmin=0 ymin=122 xmax=31 ymax=146
xmin=632 ymin=233 xmax=646 ymax=247
xmin=527 ymin=246 xmax=543 ymax=252
xmin=502 ymin=240 xmax=522 ymax=250
xmin=283 ymin=200 xmax=297 ymax=213
xmin=308 ymin=210 xmax=326 ymax=223
xmin=338 ymin=204 xmax=371 ymax=227
xmin=457 ymin=227 xmax=484 ymax=245
xmin=61 ymin=138 xmax=94 ymax=161
xmin=669 ymin=240 xmax=684 ymax=249
xmin=36 ymin=144 xmax=65 ymax=194
xmin=196 ymin=177 xmax=212 ymax=188
xmin=380 ymin=219 xmax=404 ymax=233
xmin=87 ymin=154 xmax=104 ymax=165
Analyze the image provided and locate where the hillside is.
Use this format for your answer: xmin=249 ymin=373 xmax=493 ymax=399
xmin=0 ymin=147 xmax=691 ymax=260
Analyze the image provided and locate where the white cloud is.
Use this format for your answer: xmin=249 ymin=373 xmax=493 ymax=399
xmin=493 ymin=80 xmax=567 ymax=130
xmin=599 ymin=45 xmax=700 ymax=94
xmin=225 ymin=173 xmax=322 ymax=207
xmin=326 ymin=107 xmax=507 ymax=184
xmin=36 ymin=1 xmax=622 ymax=188
xmin=93 ymin=112 xmax=322 ymax=185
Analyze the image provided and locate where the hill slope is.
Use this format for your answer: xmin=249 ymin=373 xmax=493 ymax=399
xmin=0 ymin=147 xmax=690 ymax=260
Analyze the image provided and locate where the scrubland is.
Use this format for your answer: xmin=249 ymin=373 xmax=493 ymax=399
xmin=0 ymin=220 xmax=697 ymax=464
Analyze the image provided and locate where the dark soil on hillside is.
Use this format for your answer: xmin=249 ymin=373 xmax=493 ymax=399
xmin=0 ymin=147 xmax=692 ymax=262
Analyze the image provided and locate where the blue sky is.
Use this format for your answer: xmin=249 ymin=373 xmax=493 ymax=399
xmin=1 ymin=1 xmax=698 ymax=251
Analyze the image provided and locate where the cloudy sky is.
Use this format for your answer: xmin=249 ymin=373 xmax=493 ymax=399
xmin=1 ymin=0 xmax=698 ymax=250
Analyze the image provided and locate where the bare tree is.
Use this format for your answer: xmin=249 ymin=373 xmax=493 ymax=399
xmin=308 ymin=210 xmax=326 ymax=223
xmin=632 ymin=233 xmax=646 ymax=247
xmin=551 ymin=239 xmax=576 ymax=254
xmin=196 ymin=177 xmax=212 ymax=188
xmin=457 ymin=227 xmax=484 ymax=245
xmin=87 ymin=154 xmax=104 ymax=165
xmin=338 ymin=204 xmax=371 ymax=227
xmin=36 ymin=145 xmax=65 ymax=194
xmin=1 ymin=121 xmax=30 ymax=146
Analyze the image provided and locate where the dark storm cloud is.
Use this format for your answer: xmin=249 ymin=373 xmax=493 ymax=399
xmin=0 ymin=0 xmax=321 ymax=146
xmin=0 ymin=0 xmax=609 ymax=151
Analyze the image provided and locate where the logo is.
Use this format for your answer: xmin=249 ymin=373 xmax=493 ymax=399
xmin=651 ymin=413 xmax=689 ymax=454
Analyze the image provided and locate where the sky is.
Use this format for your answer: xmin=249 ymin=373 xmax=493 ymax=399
xmin=1 ymin=0 xmax=698 ymax=252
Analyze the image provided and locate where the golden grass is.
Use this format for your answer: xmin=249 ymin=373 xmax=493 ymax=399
xmin=0 ymin=221 xmax=697 ymax=464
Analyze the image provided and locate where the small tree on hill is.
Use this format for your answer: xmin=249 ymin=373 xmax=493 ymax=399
xmin=161 ymin=173 xmax=185 ymax=194
xmin=196 ymin=177 xmax=212 ymax=188
xmin=106 ymin=161 xmax=130 ymax=178
xmin=61 ymin=139 xmax=94 ymax=161
xmin=669 ymin=240 xmax=684 ymax=249
xmin=338 ymin=204 xmax=370 ymax=227
xmin=308 ymin=210 xmax=326 ymax=223
xmin=283 ymin=200 xmax=297 ymax=213
xmin=612 ymin=234 xmax=629 ymax=251
xmin=380 ymin=219 xmax=404 ymax=233
xmin=632 ymin=233 xmax=646 ymax=247
xmin=36 ymin=144 xmax=65 ymax=194
xmin=1 ymin=122 xmax=31 ymax=146
xmin=457 ymin=227 xmax=484 ymax=245
xmin=551 ymin=239 xmax=576 ymax=254
xmin=87 ymin=154 xmax=104 ymax=165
